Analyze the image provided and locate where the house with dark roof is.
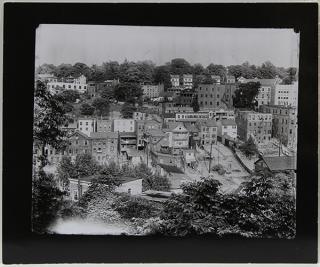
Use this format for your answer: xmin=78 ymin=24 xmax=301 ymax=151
xmin=254 ymin=156 xmax=296 ymax=173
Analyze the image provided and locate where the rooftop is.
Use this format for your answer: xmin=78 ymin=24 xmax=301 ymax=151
xmin=258 ymin=156 xmax=297 ymax=171
xmin=90 ymin=132 xmax=118 ymax=139
xmin=220 ymin=119 xmax=237 ymax=126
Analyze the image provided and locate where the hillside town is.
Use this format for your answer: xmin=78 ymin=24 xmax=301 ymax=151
xmin=33 ymin=57 xmax=298 ymax=236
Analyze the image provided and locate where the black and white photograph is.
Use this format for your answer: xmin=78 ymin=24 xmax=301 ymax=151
xmin=32 ymin=24 xmax=300 ymax=237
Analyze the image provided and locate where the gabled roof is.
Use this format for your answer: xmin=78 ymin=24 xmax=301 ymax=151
xmin=220 ymin=119 xmax=237 ymax=126
xmin=256 ymin=156 xmax=296 ymax=171
xmin=165 ymin=122 xmax=188 ymax=132
xmin=243 ymin=78 xmax=277 ymax=86
xmin=198 ymin=120 xmax=218 ymax=127
xmin=90 ymin=132 xmax=118 ymax=139
xmin=68 ymin=130 xmax=90 ymax=139
xmin=183 ymin=123 xmax=199 ymax=133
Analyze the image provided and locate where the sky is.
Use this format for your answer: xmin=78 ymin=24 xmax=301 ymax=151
xmin=35 ymin=24 xmax=299 ymax=68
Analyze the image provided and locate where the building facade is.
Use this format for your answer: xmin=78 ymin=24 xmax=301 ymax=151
xmin=90 ymin=132 xmax=118 ymax=164
xmin=236 ymin=111 xmax=272 ymax=143
xmin=260 ymin=105 xmax=297 ymax=148
xmin=113 ymin=119 xmax=135 ymax=133
xmin=217 ymin=119 xmax=238 ymax=139
xmin=47 ymin=75 xmax=87 ymax=94
xmin=272 ymin=82 xmax=298 ymax=107
xmin=170 ymin=75 xmax=180 ymax=87
xmin=142 ymin=84 xmax=164 ymax=99
xmin=164 ymin=122 xmax=190 ymax=155
xmin=183 ymin=74 xmax=193 ymax=89
xmin=77 ymin=118 xmax=96 ymax=136
xmin=197 ymin=120 xmax=218 ymax=146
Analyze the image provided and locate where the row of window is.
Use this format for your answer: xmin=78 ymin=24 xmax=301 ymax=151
xmin=200 ymin=101 xmax=220 ymax=106
xmin=200 ymin=94 xmax=220 ymax=98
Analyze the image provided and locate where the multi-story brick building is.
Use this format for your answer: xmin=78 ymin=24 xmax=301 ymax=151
xmin=77 ymin=118 xmax=96 ymax=136
xmin=236 ymin=111 xmax=272 ymax=144
xmin=113 ymin=119 xmax=135 ymax=133
xmin=90 ymin=132 xmax=118 ymax=164
xmin=175 ymin=89 xmax=195 ymax=105
xmin=142 ymin=84 xmax=164 ymax=99
xmin=197 ymin=120 xmax=218 ymax=146
xmin=167 ymin=86 xmax=184 ymax=97
xmin=197 ymin=83 xmax=236 ymax=110
xmin=183 ymin=74 xmax=193 ymax=89
xmin=260 ymin=105 xmax=297 ymax=148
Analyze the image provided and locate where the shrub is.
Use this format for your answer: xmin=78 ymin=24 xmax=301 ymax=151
xmin=112 ymin=194 xmax=158 ymax=219
xmin=211 ymin=164 xmax=226 ymax=175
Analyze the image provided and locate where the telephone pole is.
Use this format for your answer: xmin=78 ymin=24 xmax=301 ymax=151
xmin=209 ymin=140 xmax=213 ymax=173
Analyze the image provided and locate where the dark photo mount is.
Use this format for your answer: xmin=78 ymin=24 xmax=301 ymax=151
xmin=2 ymin=3 xmax=318 ymax=264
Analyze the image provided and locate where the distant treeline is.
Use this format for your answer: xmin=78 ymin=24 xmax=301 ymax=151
xmin=36 ymin=58 xmax=298 ymax=88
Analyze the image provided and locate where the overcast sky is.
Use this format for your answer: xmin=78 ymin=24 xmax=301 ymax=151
xmin=35 ymin=24 xmax=299 ymax=68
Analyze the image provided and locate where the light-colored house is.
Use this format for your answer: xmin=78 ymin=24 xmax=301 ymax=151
xmin=163 ymin=122 xmax=190 ymax=155
xmin=77 ymin=117 xmax=96 ymax=136
xmin=183 ymin=74 xmax=193 ymax=89
xmin=217 ymin=119 xmax=237 ymax=139
xmin=47 ymin=74 xmax=87 ymax=94
xmin=170 ymin=75 xmax=180 ymax=87
xmin=113 ymin=119 xmax=135 ymax=133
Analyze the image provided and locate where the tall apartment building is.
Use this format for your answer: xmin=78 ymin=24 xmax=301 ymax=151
xmin=272 ymin=82 xmax=298 ymax=107
xmin=183 ymin=74 xmax=193 ymax=89
xmin=142 ymin=84 xmax=164 ymax=99
xmin=47 ymin=74 xmax=87 ymax=94
xmin=197 ymin=83 xmax=236 ymax=110
xmin=175 ymin=89 xmax=195 ymax=105
xmin=170 ymin=75 xmax=180 ymax=87
xmin=236 ymin=111 xmax=272 ymax=144
xmin=260 ymin=105 xmax=297 ymax=148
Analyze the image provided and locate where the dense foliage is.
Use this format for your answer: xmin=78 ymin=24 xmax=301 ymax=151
xmin=239 ymin=136 xmax=259 ymax=158
xmin=141 ymin=172 xmax=296 ymax=238
xmin=233 ymin=82 xmax=260 ymax=109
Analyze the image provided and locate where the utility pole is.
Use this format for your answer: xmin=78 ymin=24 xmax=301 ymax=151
xmin=209 ymin=139 xmax=213 ymax=173
xmin=217 ymin=140 xmax=220 ymax=165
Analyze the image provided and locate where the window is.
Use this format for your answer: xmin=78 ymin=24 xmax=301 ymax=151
xmin=79 ymin=86 xmax=82 ymax=89
xmin=217 ymin=101 xmax=219 ymax=106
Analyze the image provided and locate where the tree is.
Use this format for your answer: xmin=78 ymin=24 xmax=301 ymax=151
xmin=73 ymin=153 xmax=101 ymax=178
xmin=153 ymin=65 xmax=171 ymax=90
xmin=100 ymin=87 xmax=115 ymax=100
xmin=192 ymin=63 xmax=205 ymax=75
xmin=114 ymin=82 xmax=142 ymax=103
xmin=206 ymin=64 xmax=227 ymax=77
xmin=36 ymin=63 xmax=57 ymax=74
xmin=233 ymin=82 xmax=260 ymax=109
xmin=191 ymin=96 xmax=200 ymax=112
xmin=227 ymin=65 xmax=244 ymax=79
xmin=57 ymin=90 xmax=80 ymax=103
xmin=33 ymin=81 xmax=69 ymax=167
xmin=54 ymin=63 xmax=75 ymax=78
xmin=121 ymin=102 xmax=137 ymax=118
xmin=72 ymin=62 xmax=92 ymax=79
xmin=56 ymin=156 xmax=76 ymax=190
xmin=102 ymin=61 xmax=120 ymax=80
xmin=170 ymin=58 xmax=192 ymax=75
xmin=80 ymin=103 xmax=95 ymax=116
xmin=155 ymin=178 xmax=224 ymax=236
xmin=90 ymin=64 xmax=105 ymax=82
xmin=32 ymin=170 xmax=65 ymax=233
xmin=92 ymin=97 xmax=110 ymax=116
xmin=257 ymin=61 xmax=278 ymax=79
xmin=239 ymin=136 xmax=258 ymax=158
xmin=202 ymin=75 xmax=214 ymax=84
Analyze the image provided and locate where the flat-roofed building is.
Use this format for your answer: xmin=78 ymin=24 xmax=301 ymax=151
xmin=236 ymin=110 xmax=272 ymax=144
